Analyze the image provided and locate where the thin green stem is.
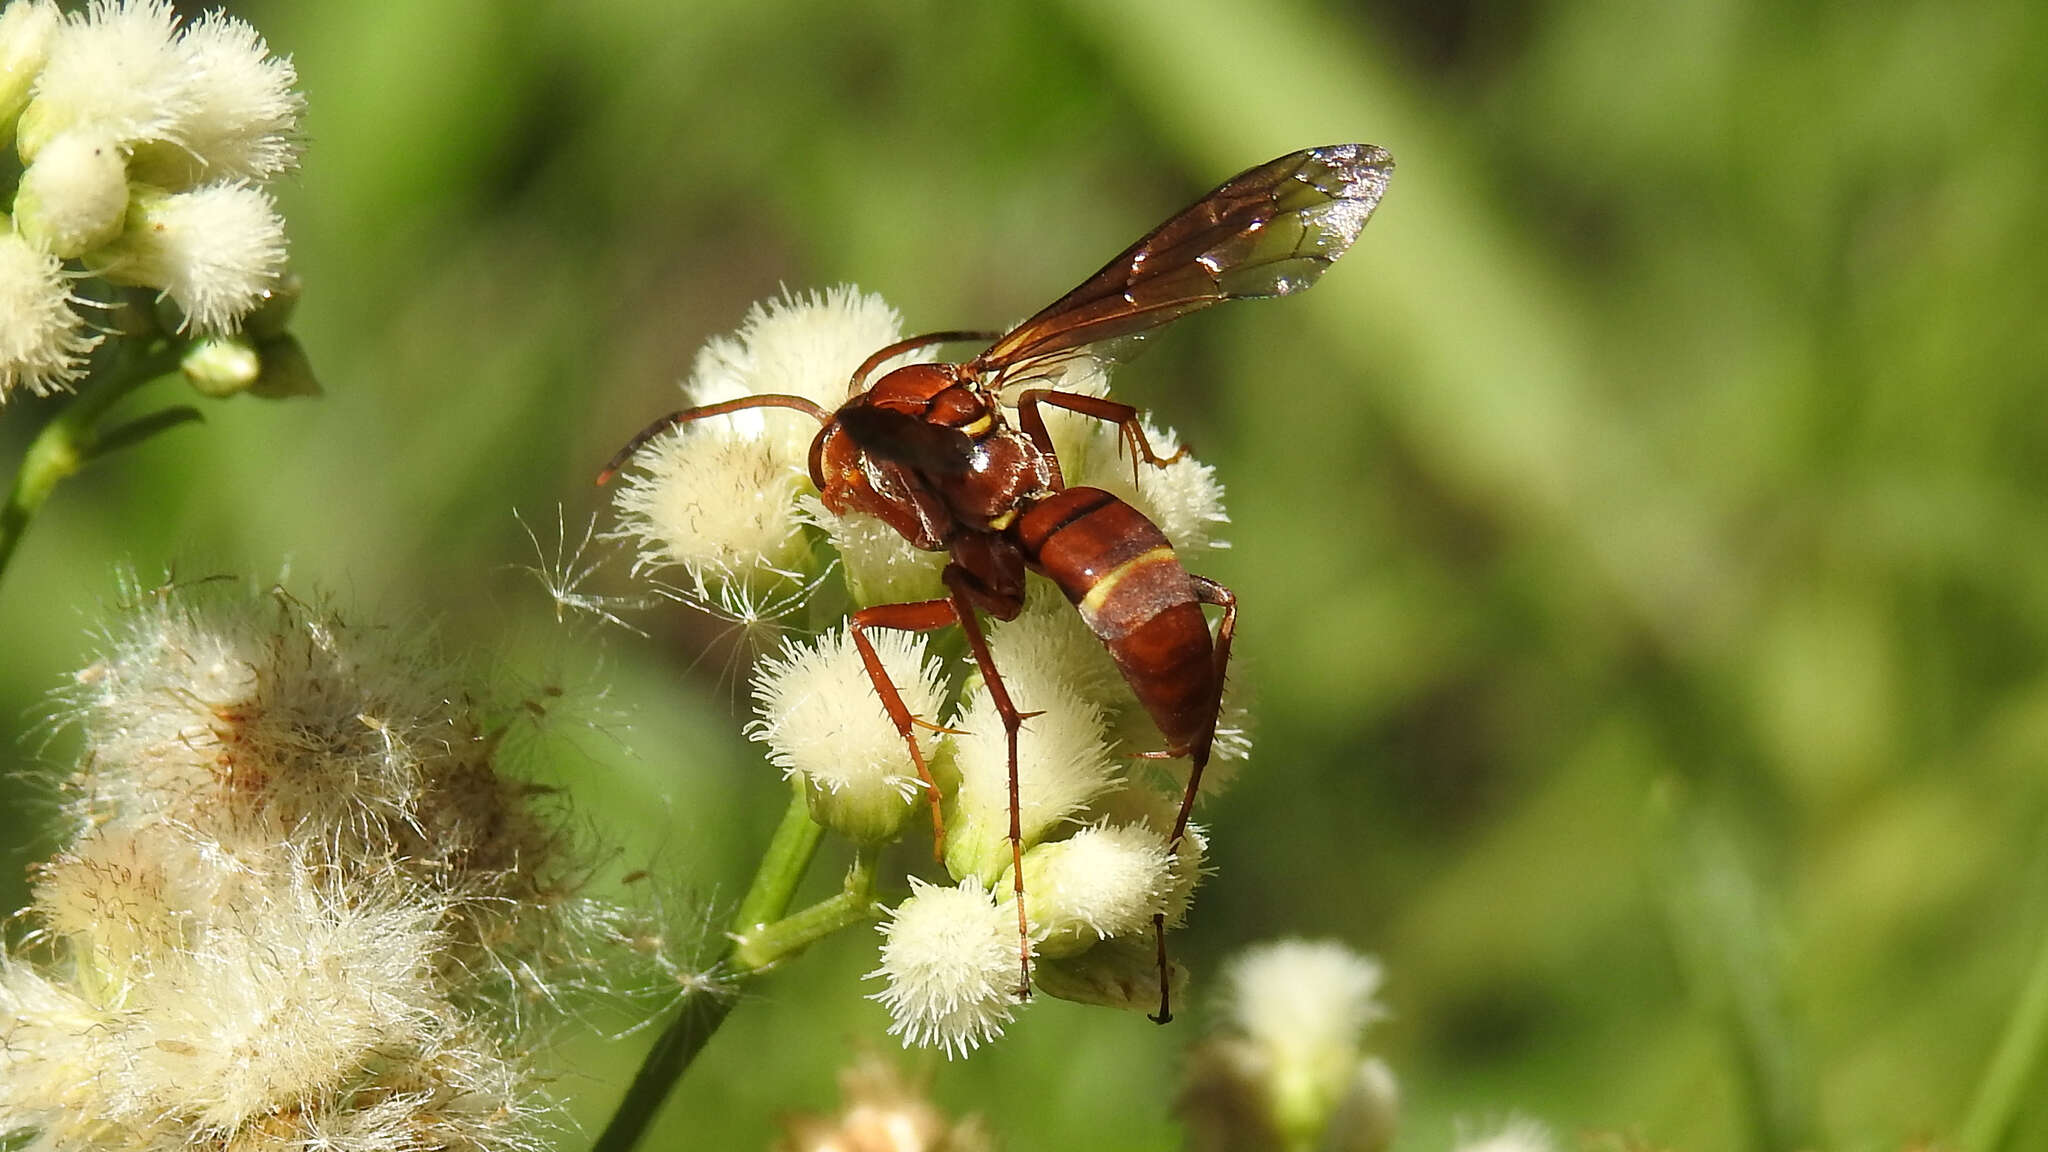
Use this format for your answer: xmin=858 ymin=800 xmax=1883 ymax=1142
xmin=595 ymin=782 xmax=886 ymax=1152
xmin=731 ymin=847 xmax=880 ymax=972
xmin=1960 ymin=917 xmax=2048 ymax=1152
xmin=0 ymin=340 xmax=185 ymax=587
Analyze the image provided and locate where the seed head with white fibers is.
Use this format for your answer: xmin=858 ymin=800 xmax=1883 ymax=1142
xmin=124 ymin=9 xmax=303 ymax=187
xmin=610 ymin=417 xmax=813 ymax=588
xmin=868 ymin=877 xmax=1026 ymax=1058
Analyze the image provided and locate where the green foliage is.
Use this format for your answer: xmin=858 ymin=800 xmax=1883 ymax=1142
xmin=3 ymin=0 xmax=2044 ymax=1148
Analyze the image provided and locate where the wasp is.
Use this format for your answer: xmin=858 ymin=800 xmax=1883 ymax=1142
xmin=603 ymin=144 xmax=1393 ymax=1022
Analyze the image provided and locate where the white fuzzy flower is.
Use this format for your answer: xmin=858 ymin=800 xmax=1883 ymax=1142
xmin=0 ymin=0 xmax=60 ymax=128
xmin=686 ymin=285 xmax=912 ymax=468
xmin=868 ymin=877 xmax=1026 ymax=1058
xmin=126 ymin=10 xmax=302 ymax=187
xmin=18 ymin=1 xmax=301 ymax=187
xmin=1225 ymin=939 xmax=1386 ymax=1063
xmin=16 ymin=0 xmax=189 ymax=158
xmin=12 ymin=129 xmax=128 ymax=256
xmin=611 ymin=420 xmax=812 ymax=586
xmin=944 ymin=668 xmax=1119 ymax=883
xmin=0 ymin=230 xmax=95 ymax=398
xmin=747 ymin=625 xmax=949 ymax=842
xmin=1065 ymin=414 xmax=1230 ymax=554
xmin=1454 ymin=1118 xmax=1554 ymax=1152
xmin=90 ymin=181 xmax=287 ymax=332
xmin=1017 ymin=822 xmax=1171 ymax=957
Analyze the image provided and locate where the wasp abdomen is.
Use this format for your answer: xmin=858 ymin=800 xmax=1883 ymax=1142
xmin=1016 ymin=488 xmax=1217 ymax=751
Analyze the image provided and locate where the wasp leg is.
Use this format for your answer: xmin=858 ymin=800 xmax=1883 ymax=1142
xmin=852 ymin=568 xmax=1039 ymax=1001
xmin=1016 ymin=388 xmax=1189 ymax=486
xmin=1149 ymin=572 xmax=1237 ymax=1025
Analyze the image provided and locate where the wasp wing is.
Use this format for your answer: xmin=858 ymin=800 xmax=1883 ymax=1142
xmin=972 ymin=144 xmax=1393 ymax=387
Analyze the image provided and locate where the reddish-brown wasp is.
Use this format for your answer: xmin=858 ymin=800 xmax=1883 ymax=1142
xmin=602 ymin=143 xmax=1393 ymax=1022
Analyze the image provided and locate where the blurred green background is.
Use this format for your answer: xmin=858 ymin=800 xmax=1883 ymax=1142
xmin=4 ymin=0 xmax=2046 ymax=1149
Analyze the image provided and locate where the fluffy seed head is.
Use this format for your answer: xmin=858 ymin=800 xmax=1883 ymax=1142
xmin=775 ymin=1050 xmax=994 ymax=1152
xmin=0 ymin=229 xmax=96 ymax=398
xmin=91 ymin=181 xmax=287 ymax=332
xmin=868 ymin=877 xmax=1025 ymax=1058
xmin=747 ymin=626 xmax=948 ymax=842
xmin=13 ymin=129 xmax=129 ymax=256
xmin=1017 ymin=822 xmax=1171 ymax=957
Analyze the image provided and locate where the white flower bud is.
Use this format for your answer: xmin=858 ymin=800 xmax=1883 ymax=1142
xmin=12 ymin=130 xmax=127 ymax=257
xmin=89 ymin=181 xmax=286 ymax=332
xmin=0 ymin=229 xmax=95 ymax=399
xmin=0 ymin=0 xmax=60 ymax=131
xmin=747 ymin=626 xmax=947 ymax=843
xmin=1015 ymin=822 xmax=1171 ymax=957
xmin=1222 ymin=940 xmax=1388 ymax=1146
xmin=868 ymin=877 xmax=1026 ymax=1058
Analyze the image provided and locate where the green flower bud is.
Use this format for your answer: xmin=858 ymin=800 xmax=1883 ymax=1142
xmin=181 ymin=334 xmax=260 ymax=398
xmin=0 ymin=1 xmax=59 ymax=145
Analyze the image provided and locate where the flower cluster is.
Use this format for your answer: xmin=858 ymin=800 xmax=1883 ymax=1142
xmin=0 ymin=579 xmax=651 ymax=1152
xmin=0 ymin=0 xmax=302 ymax=401
xmin=611 ymin=288 xmax=1248 ymax=1055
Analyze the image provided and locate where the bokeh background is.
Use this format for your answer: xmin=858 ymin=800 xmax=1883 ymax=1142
xmin=4 ymin=0 xmax=2046 ymax=1149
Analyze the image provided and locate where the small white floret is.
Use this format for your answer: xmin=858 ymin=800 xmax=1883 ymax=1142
xmin=127 ymin=9 xmax=302 ymax=187
xmin=1017 ymin=822 xmax=1171 ymax=957
xmin=685 ymin=285 xmax=912 ymax=468
xmin=868 ymin=877 xmax=1025 ymax=1058
xmin=17 ymin=0 xmax=190 ymax=157
xmin=91 ymin=181 xmax=287 ymax=332
xmin=945 ymin=671 xmax=1118 ymax=879
xmin=747 ymin=625 xmax=948 ymax=841
xmin=1224 ymin=939 xmax=1386 ymax=1067
xmin=611 ymin=422 xmax=811 ymax=587
xmin=0 ymin=230 xmax=96 ymax=398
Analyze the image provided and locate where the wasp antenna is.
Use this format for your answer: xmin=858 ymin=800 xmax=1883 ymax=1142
xmin=596 ymin=394 xmax=835 ymax=485
xmin=848 ymin=329 xmax=1005 ymax=394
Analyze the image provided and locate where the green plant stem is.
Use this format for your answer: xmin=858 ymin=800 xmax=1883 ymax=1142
xmin=0 ymin=341 xmax=184 ymax=587
xmin=591 ymin=784 xmax=884 ymax=1152
xmin=1960 ymin=918 xmax=2048 ymax=1152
